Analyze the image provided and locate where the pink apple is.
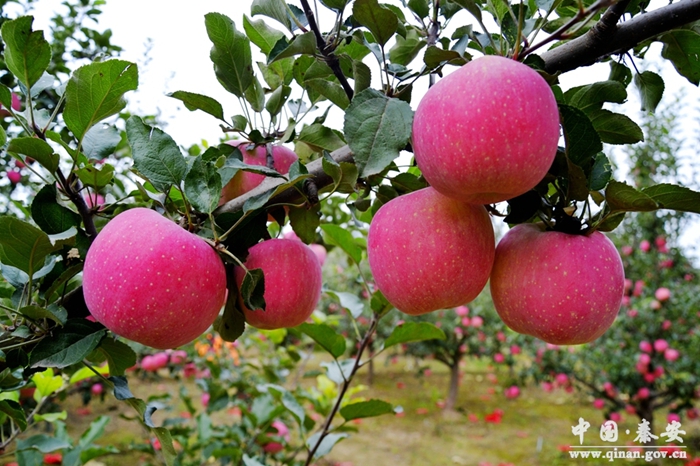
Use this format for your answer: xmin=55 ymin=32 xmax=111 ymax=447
xmin=461 ymin=317 xmax=471 ymax=327
xmin=625 ymin=404 xmax=637 ymax=415
xmin=655 ymin=236 xmax=667 ymax=249
xmin=644 ymin=373 xmax=656 ymax=383
xmin=83 ymin=208 xmax=226 ymax=349
xmin=662 ymin=320 xmax=672 ymax=330
xmin=219 ymin=141 xmax=298 ymax=204
xmin=655 ymin=287 xmax=671 ymax=302
xmin=639 ymin=341 xmax=652 ymax=353
xmin=654 ymin=339 xmax=669 ymax=353
xmin=84 ymin=192 xmax=105 ymax=210
xmin=593 ymin=399 xmax=605 ymax=410
xmin=650 ymin=300 xmax=662 ymax=310
xmin=169 ymin=350 xmax=188 ymax=365
xmin=633 ymin=280 xmax=645 ymax=296
xmin=505 ymin=385 xmax=520 ymax=399
xmin=667 ymin=413 xmax=680 ymax=424
xmin=412 ymin=55 xmax=560 ymax=204
xmin=308 ymin=244 xmax=327 ymax=266
xmin=510 ymin=345 xmax=521 ymax=355
xmin=541 ymin=382 xmax=554 ymax=392
xmin=367 ymin=187 xmax=495 ymax=315
xmin=555 ymin=373 xmax=569 ymax=386
xmin=91 ymin=383 xmax=103 ymax=396
xmin=455 ymin=305 xmax=469 ymax=317
xmin=7 ymin=170 xmax=20 ymax=184
xmin=638 ymin=353 xmax=651 ymax=366
xmin=263 ymin=420 xmax=290 ymax=453
xmin=201 ymin=393 xmax=210 ymax=407
xmin=637 ymin=387 xmax=650 ymax=400
xmin=471 ymin=316 xmax=484 ymax=328
xmin=496 ymin=331 xmax=506 ymax=342
xmin=627 ymin=309 xmax=638 ymax=318
xmin=235 ymin=239 xmax=322 ymax=330
xmin=493 ymin=353 xmax=505 ymax=364
xmin=490 ymin=223 xmax=624 ymax=345
xmin=141 ymin=352 xmax=169 ymax=371
xmin=640 ymin=240 xmax=651 ymax=252
xmin=621 ymin=245 xmax=633 ymax=256
xmin=609 ymin=412 xmax=622 ymax=423
xmin=664 ymin=348 xmax=680 ymax=362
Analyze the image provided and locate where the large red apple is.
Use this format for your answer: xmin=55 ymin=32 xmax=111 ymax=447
xmin=219 ymin=141 xmax=298 ymax=204
xmin=412 ymin=55 xmax=560 ymax=204
xmin=235 ymin=238 xmax=322 ymax=330
xmin=490 ymin=223 xmax=624 ymax=345
xmin=367 ymin=187 xmax=495 ymax=315
xmin=83 ymin=208 xmax=227 ymax=349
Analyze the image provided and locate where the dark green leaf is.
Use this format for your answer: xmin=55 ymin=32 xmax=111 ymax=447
xmin=567 ymin=159 xmax=589 ymax=202
xmin=352 ymin=59 xmax=372 ymax=94
xmin=659 ymin=30 xmax=700 ymax=85
xmin=0 ymin=216 xmax=54 ymax=277
xmin=241 ymin=268 xmax=266 ymax=311
xmin=588 ymin=153 xmax=612 ymax=191
xmin=0 ymin=400 xmax=27 ymax=431
xmin=608 ymin=61 xmax=632 ymax=86
xmin=298 ymin=323 xmax=346 ymax=358
xmin=251 ymin=0 xmax=292 ymax=31
xmin=559 ymin=105 xmax=602 ymax=169
xmin=205 ymin=13 xmax=254 ymax=98
xmin=344 ymin=89 xmax=413 ymax=177
xmin=352 ymin=0 xmax=398 ymax=47
xmin=389 ymin=33 xmax=426 ymax=66
xmin=64 ymin=60 xmax=138 ymax=141
xmin=243 ymin=14 xmax=285 ymax=55
xmin=563 ymin=80 xmax=627 ymax=113
xmin=320 ymin=224 xmax=362 ymax=263
xmin=408 ymin=0 xmax=430 ymax=18
xmin=384 ymin=321 xmax=446 ymax=349
xmin=452 ymin=0 xmax=482 ymax=20
xmin=634 ymin=71 xmax=664 ymax=112
xmin=605 ymin=180 xmax=658 ymax=213
xmin=126 ymin=116 xmax=187 ymax=192
xmin=289 ymin=205 xmax=320 ymax=243
xmin=265 ymin=84 xmax=292 ymax=117
xmin=7 ymin=137 xmax=58 ymax=173
xmin=18 ymin=305 xmax=66 ymax=325
xmin=31 ymin=185 xmax=81 ymax=235
xmin=168 ymin=91 xmax=225 ymax=121
xmin=589 ymin=109 xmax=644 ymax=145
xmin=245 ymin=77 xmax=266 ymax=112
xmin=298 ymin=124 xmax=346 ymax=152
xmin=109 ymin=375 xmax=134 ymax=400
xmin=29 ymin=319 xmax=106 ymax=368
xmin=641 ymin=183 xmax=700 ymax=214
xmin=597 ymin=211 xmax=626 ymax=232
xmin=320 ymin=0 xmax=349 ymax=10
xmin=76 ymin=164 xmax=114 ymax=190
xmin=184 ymin=156 xmax=222 ymax=214
xmin=423 ymin=45 xmax=466 ymax=68
xmin=269 ymin=31 xmax=316 ymax=63
xmin=83 ymin=124 xmax=122 ymax=160
xmin=322 ymin=151 xmax=342 ymax=186
xmin=16 ymin=435 xmax=69 ymax=452
xmin=214 ymin=281 xmax=246 ymax=342
xmin=305 ymin=78 xmax=350 ymax=109
xmin=0 ymin=16 xmax=51 ymax=89
xmin=390 ymin=172 xmax=427 ymax=194
xmin=98 ymin=338 xmax=137 ymax=377
xmin=340 ymin=399 xmax=394 ymax=421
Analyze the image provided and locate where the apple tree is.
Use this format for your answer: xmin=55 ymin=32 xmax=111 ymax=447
xmin=1 ymin=0 xmax=700 ymax=464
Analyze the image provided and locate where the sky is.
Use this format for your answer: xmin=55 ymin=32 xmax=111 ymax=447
xmin=20 ymin=0 xmax=700 ymax=257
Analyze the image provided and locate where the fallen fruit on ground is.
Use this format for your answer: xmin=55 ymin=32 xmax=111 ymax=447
xmin=235 ymin=238 xmax=322 ymax=330
xmin=412 ymin=55 xmax=560 ymax=204
xmin=368 ymin=187 xmax=495 ymax=315
xmin=83 ymin=208 xmax=227 ymax=349
xmin=490 ymin=223 xmax=624 ymax=345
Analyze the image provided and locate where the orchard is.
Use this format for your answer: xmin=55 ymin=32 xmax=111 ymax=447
xmin=0 ymin=0 xmax=700 ymax=465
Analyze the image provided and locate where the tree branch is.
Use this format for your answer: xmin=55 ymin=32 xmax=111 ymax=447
xmin=541 ymin=0 xmax=700 ymax=74
xmin=299 ymin=0 xmax=355 ymax=101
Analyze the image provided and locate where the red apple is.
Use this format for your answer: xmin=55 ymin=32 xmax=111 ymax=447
xmin=263 ymin=420 xmax=290 ymax=453
xmin=141 ymin=352 xmax=169 ymax=371
xmin=219 ymin=141 xmax=298 ymax=204
xmin=235 ymin=238 xmax=322 ymax=330
xmin=664 ymin=348 xmax=680 ymax=362
xmin=655 ymin=287 xmax=671 ymax=302
xmin=83 ymin=208 xmax=227 ymax=349
xmin=412 ymin=55 xmax=560 ymax=204
xmin=7 ymin=170 xmax=21 ymax=184
xmin=283 ymin=230 xmax=327 ymax=266
xmin=639 ymin=340 xmax=652 ymax=353
xmin=490 ymin=223 xmax=624 ymax=345
xmin=367 ymin=187 xmax=495 ymax=315
xmin=654 ymin=339 xmax=669 ymax=353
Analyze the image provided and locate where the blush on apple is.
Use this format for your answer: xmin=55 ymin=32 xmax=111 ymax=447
xmin=367 ymin=187 xmax=495 ymax=315
xmin=490 ymin=223 xmax=624 ymax=345
xmin=235 ymin=238 xmax=322 ymax=330
xmin=412 ymin=55 xmax=560 ymax=204
xmin=219 ymin=141 xmax=298 ymax=205
xmin=83 ymin=208 xmax=227 ymax=349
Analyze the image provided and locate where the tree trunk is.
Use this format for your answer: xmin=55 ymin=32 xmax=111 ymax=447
xmin=446 ymin=361 xmax=460 ymax=411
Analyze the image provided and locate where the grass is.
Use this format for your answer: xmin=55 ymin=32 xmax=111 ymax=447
xmin=9 ymin=355 xmax=700 ymax=466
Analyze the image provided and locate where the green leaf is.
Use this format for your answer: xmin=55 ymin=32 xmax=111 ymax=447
xmin=205 ymin=12 xmax=254 ymax=97
xmin=605 ymin=180 xmax=658 ymax=213
xmin=320 ymin=224 xmax=362 ymax=263
xmin=423 ymin=45 xmax=466 ymax=68
xmin=608 ymin=61 xmax=632 ymax=86
xmin=270 ymin=31 xmax=317 ymax=62
xmin=634 ymin=71 xmax=664 ymax=112
xmin=298 ymin=323 xmax=346 ymax=358
xmin=31 ymin=368 xmax=64 ymax=399
xmin=241 ymin=268 xmax=266 ymax=311
xmin=83 ymin=124 xmax=122 ymax=160
xmin=289 ymin=205 xmax=320 ymax=243
xmin=588 ymin=109 xmax=644 ymax=145
xmin=384 ymin=322 xmax=446 ymax=349
xmin=408 ymin=0 xmax=430 ymax=18
xmin=390 ymin=172 xmax=427 ymax=194
xmin=29 ymin=319 xmax=106 ymax=368
xmin=588 ymin=153 xmax=612 ymax=191
xmin=452 ymin=0 xmax=482 ymax=20
xmin=0 ymin=216 xmax=55 ymax=277
xmin=184 ymin=156 xmax=222 ymax=214
xmin=168 ymin=91 xmax=225 ymax=121
xmin=242 ymin=454 xmax=267 ymax=466
xmin=64 ymin=60 xmax=138 ymax=141
xmin=18 ymin=305 xmax=66 ymax=325
xmin=659 ymin=30 xmax=700 ymax=85
xmin=214 ymin=284 xmax=246 ymax=342
xmin=251 ymin=0 xmax=292 ymax=31
xmin=326 ymin=290 xmax=365 ymax=318
xmin=126 ymin=116 xmax=188 ymax=192
xmin=31 ymin=185 xmax=81 ymax=235
xmin=16 ymin=435 xmax=69 ymax=452
xmin=641 ymin=183 xmax=700 ymax=214
xmin=76 ymin=164 xmax=115 ymax=189
xmin=69 ymin=363 xmax=109 ymax=385
xmin=344 ymin=88 xmax=413 ymax=177
xmin=370 ymin=289 xmax=393 ymax=316
xmin=0 ymin=399 xmax=27 ymax=431
xmin=263 ymin=384 xmax=306 ymax=426
xmin=265 ymin=84 xmax=292 ymax=117
xmin=7 ymin=137 xmax=58 ymax=173
xmin=340 ymin=399 xmax=394 ymax=421
xmin=98 ymin=338 xmax=137 ymax=377
xmin=563 ymin=80 xmax=627 ymax=113
xmin=353 ymin=0 xmax=398 ymax=46
xmin=245 ymin=76 xmax=266 ymax=112
xmin=0 ymin=16 xmax=51 ymax=89
xmin=322 ymin=151 xmax=343 ymax=185
xmin=298 ymin=124 xmax=345 ymax=152
xmin=390 ymin=33 xmax=426 ymax=66
xmin=306 ymin=432 xmax=348 ymax=459
xmin=79 ymin=415 xmax=110 ymax=447
xmin=305 ymin=78 xmax=351 ymax=109
xmin=259 ymin=58 xmax=294 ymax=89
xmin=559 ymin=105 xmax=602 ymax=170
xmin=243 ymin=14 xmax=285 ymax=55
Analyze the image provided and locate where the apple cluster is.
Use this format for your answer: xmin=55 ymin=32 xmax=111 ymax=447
xmin=82 ymin=142 xmax=324 ymax=349
xmin=368 ymin=55 xmax=625 ymax=345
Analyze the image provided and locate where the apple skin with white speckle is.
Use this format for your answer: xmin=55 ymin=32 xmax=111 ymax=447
xmin=367 ymin=187 xmax=495 ymax=316
xmin=83 ymin=208 xmax=227 ymax=349
xmin=412 ymin=55 xmax=560 ymax=204
xmin=490 ymin=223 xmax=625 ymax=345
xmin=235 ymin=238 xmax=322 ymax=330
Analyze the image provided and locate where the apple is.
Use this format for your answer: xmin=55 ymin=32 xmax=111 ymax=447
xmin=593 ymin=399 xmax=605 ymax=409
xmin=84 ymin=192 xmax=105 ymax=210
xmin=640 ymin=239 xmax=651 ymax=252
xmin=367 ymin=187 xmax=495 ymax=315
xmin=664 ymin=348 xmax=680 ymax=362
xmin=235 ymin=238 xmax=322 ymax=330
xmin=283 ymin=230 xmax=327 ymax=266
xmin=654 ymin=339 xmax=669 ymax=353
xmin=637 ymin=387 xmax=650 ymax=400
xmin=91 ymin=383 xmax=103 ymax=396
xmin=219 ymin=141 xmax=298 ymax=204
xmin=639 ymin=340 xmax=652 ymax=353
xmin=655 ymin=287 xmax=671 ymax=302
xmin=263 ymin=420 xmax=290 ymax=454
xmin=141 ymin=352 xmax=169 ymax=371
xmin=412 ymin=55 xmax=560 ymax=204
xmin=7 ymin=170 xmax=21 ymax=184
xmin=82 ymin=208 xmax=227 ymax=349
xmin=490 ymin=223 xmax=624 ymax=345
xmin=455 ymin=305 xmax=469 ymax=316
